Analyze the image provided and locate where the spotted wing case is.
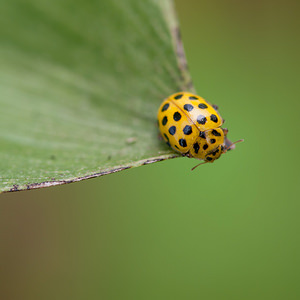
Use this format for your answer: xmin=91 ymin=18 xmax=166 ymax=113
xmin=157 ymin=92 xmax=223 ymax=155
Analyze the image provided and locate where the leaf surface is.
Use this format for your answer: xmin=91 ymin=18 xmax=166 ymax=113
xmin=0 ymin=0 xmax=192 ymax=192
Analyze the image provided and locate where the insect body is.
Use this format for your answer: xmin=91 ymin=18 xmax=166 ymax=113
xmin=157 ymin=92 xmax=242 ymax=169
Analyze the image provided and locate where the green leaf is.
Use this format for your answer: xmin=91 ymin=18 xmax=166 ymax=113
xmin=0 ymin=0 xmax=193 ymax=192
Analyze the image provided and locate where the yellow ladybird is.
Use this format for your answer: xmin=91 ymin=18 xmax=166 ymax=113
xmin=157 ymin=92 xmax=242 ymax=169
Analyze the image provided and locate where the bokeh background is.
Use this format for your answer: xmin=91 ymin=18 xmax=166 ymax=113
xmin=1 ymin=0 xmax=300 ymax=299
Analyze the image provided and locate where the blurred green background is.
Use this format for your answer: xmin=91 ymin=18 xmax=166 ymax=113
xmin=1 ymin=0 xmax=300 ymax=299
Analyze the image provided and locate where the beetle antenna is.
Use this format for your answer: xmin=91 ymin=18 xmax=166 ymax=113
xmin=191 ymin=161 xmax=208 ymax=171
xmin=225 ymin=139 xmax=244 ymax=151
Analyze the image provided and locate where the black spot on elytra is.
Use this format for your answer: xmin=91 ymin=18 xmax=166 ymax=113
xmin=183 ymin=104 xmax=193 ymax=112
xmin=197 ymin=115 xmax=207 ymax=125
xmin=169 ymin=126 xmax=176 ymax=135
xmin=211 ymin=148 xmax=220 ymax=156
xmin=212 ymin=129 xmax=221 ymax=136
xmin=161 ymin=103 xmax=169 ymax=112
xmin=189 ymin=96 xmax=198 ymax=100
xmin=203 ymin=144 xmax=208 ymax=150
xmin=183 ymin=125 xmax=192 ymax=135
xmin=174 ymin=94 xmax=183 ymax=100
xmin=198 ymin=103 xmax=208 ymax=109
xmin=199 ymin=131 xmax=206 ymax=139
xmin=206 ymin=157 xmax=213 ymax=161
xmin=173 ymin=112 xmax=181 ymax=121
xmin=210 ymin=139 xmax=216 ymax=144
xmin=162 ymin=116 xmax=168 ymax=126
xmin=179 ymin=138 xmax=187 ymax=147
xmin=175 ymin=145 xmax=179 ymax=149
xmin=164 ymin=133 xmax=169 ymax=141
xmin=193 ymin=142 xmax=200 ymax=154
xmin=210 ymin=114 xmax=218 ymax=123
xmin=166 ymin=142 xmax=171 ymax=147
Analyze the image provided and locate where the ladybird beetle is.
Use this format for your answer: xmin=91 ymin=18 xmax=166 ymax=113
xmin=157 ymin=92 xmax=243 ymax=170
